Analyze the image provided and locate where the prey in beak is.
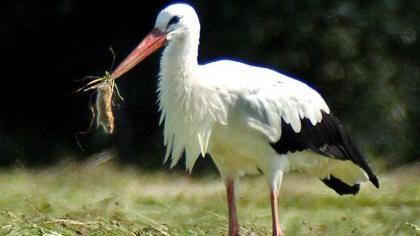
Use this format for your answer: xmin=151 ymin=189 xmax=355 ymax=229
xmin=74 ymin=28 xmax=167 ymax=144
xmin=110 ymin=29 xmax=167 ymax=80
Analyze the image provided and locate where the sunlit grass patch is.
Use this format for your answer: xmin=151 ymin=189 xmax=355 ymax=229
xmin=0 ymin=157 xmax=419 ymax=235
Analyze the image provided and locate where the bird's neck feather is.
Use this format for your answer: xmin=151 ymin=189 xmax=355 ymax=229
xmin=158 ymin=34 xmax=200 ymax=108
xmin=160 ymin=35 xmax=199 ymax=81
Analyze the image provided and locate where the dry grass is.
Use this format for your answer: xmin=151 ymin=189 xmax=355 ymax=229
xmin=0 ymin=155 xmax=419 ymax=235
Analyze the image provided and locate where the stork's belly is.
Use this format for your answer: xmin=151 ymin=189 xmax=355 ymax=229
xmin=208 ymin=123 xmax=277 ymax=177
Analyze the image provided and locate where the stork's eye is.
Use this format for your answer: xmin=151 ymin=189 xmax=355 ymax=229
xmin=167 ymin=16 xmax=181 ymax=28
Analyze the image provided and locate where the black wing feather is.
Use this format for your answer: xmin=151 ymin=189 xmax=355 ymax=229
xmin=270 ymin=111 xmax=379 ymax=189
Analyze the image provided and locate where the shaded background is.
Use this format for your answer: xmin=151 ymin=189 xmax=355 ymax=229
xmin=0 ymin=0 xmax=418 ymax=168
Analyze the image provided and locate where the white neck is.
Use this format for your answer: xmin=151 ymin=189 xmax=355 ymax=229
xmin=157 ymin=30 xmax=209 ymax=170
xmin=160 ymin=34 xmax=199 ymax=80
xmin=156 ymin=27 xmax=229 ymax=172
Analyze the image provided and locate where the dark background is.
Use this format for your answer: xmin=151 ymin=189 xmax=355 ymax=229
xmin=0 ymin=0 xmax=418 ymax=168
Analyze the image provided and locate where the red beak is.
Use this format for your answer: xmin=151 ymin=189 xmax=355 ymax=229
xmin=110 ymin=29 xmax=166 ymax=80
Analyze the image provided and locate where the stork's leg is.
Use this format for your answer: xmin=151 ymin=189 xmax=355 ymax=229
xmin=225 ymin=177 xmax=239 ymax=236
xmin=270 ymin=189 xmax=282 ymax=236
xmin=268 ymin=169 xmax=284 ymax=236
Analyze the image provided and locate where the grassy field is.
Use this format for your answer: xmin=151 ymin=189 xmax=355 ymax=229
xmin=0 ymin=155 xmax=419 ymax=236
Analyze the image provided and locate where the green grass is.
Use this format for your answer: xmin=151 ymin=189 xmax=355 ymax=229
xmin=0 ymin=157 xmax=419 ymax=236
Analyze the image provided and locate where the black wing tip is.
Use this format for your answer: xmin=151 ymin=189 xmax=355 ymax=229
xmin=370 ymin=175 xmax=380 ymax=189
xmin=321 ymin=175 xmax=360 ymax=195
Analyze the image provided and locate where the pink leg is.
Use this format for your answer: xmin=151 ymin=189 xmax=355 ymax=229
xmin=270 ymin=190 xmax=282 ymax=236
xmin=226 ymin=178 xmax=239 ymax=236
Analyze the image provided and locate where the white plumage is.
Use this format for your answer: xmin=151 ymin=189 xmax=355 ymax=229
xmin=161 ymin=59 xmax=329 ymax=172
xmin=111 ymin=4 xmax=379 ymax=236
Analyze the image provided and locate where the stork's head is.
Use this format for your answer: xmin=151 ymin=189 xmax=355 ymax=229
xmin=111 ymin=3 xmax=200 ymax=79
xmin=155 ymin=4 xmax=200 ymax=42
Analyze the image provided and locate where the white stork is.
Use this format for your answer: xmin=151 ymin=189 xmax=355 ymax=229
xmin=110 ymin=3 xmax=379 ymax=236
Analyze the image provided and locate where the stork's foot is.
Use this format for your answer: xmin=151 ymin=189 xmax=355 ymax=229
xmin=273 ymin=228 xmax=283 ymax=236
xmin=229 ymin=224 xmax=239 ymax=236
